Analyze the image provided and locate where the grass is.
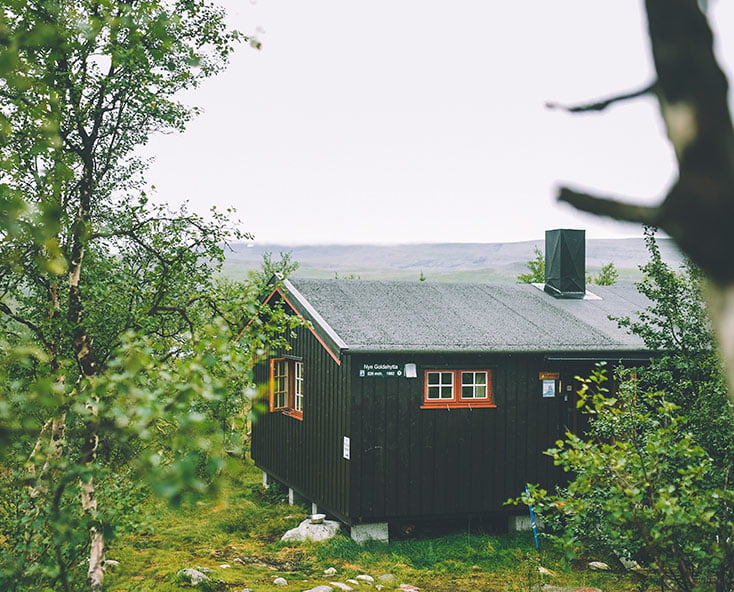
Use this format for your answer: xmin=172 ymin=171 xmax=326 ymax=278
xmin=105 ymin=457 xmax=643 ymax=592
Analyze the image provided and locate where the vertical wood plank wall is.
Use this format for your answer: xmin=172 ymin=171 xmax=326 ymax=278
xmin=251 ymin=324 xmax=351 ymax=522
xmin=253 ymin=338 xmax=638 ymax=525
xmin=349 ymin=352 xmax=616 ymax=523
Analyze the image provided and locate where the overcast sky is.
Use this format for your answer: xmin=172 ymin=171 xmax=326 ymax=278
xmin=143 ymin=1 xmax=734 ymax=245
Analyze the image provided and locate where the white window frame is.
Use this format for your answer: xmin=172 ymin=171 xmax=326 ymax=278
xmin=269 ymin=358 xmax=304 ymax=419
xmin=422 ymin=369 xmax=495 ymax=409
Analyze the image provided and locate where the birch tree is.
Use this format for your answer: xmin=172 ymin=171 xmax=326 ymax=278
xmin=0 ymin=2 xmax=268 ymax=590
xmin=552 ymin=0 xmax=734 ymax=398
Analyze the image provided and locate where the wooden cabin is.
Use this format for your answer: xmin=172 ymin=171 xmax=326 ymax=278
xmin=251 ymin=230 xmax=652 ymax=542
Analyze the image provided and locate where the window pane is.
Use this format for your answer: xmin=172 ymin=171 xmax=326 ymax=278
xmin=460 ymin=371 xmax=488 ymax=399
xmin=295 ymin=362 xmax=304 ymax=412
xmin=427 ymin=372 xmax=453 ymax=399
xmin=272 ymin=359 xmax=289 ymax=409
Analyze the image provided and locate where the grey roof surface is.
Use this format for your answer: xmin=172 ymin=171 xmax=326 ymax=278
xmin=284 ymin=279 xmax=651 ymax=354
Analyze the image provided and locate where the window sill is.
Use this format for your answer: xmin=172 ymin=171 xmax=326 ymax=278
xmin=280 ymin=408 xmax=303 ymax=420
xmin=421 ymin=400 xmax=496 ymax=410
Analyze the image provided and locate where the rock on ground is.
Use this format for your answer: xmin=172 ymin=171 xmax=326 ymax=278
xmin=588 ymin=561 xmax=610 ymax=571
xmin=541 ymin=586 xmax=603 ymax=592
xmin=281 ymin=518 xmax=341 ymax=542
xmin=177 ymin=568 xmax=210 ymax=585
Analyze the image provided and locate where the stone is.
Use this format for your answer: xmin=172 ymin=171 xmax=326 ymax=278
xmin=541 ymin=587 xmax=602 ymax=592
xmin=274 ymin=577 xmax=288 ymax=586
xmin=619 ymin=556 xmax=643 ymax=571
xmin=304 ymin=587 xmax=335 ymax=592
xmin=346 ymin=580 xmax=360 ymax=586
xmin=538 ymin=566 xmax=557 ymax=576
xmin=281 ymin=518 xmax=341 ymax=543
xmin=376 ymin=574 xmax=396 ymax=587
xmin=356 ymin=574 xmax=375 ymax=584
xmin=330 ymin=583 xmax=354 ymax=591
xmin=588 ymin=561 xmax=610 ymax=571
xmin=324 ymin=567 xmax=338 ymax=575
xmin=310 ymin=513 xmax=326 ymax=524
xmin=178 ymin=568 xmax=210 ymax=586
xmin=220 ymin=564 xmax=232 ymax=569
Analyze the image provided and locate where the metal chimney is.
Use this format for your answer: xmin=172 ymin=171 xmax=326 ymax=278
xmin=544 ymin=229 xmax=585 ymax=299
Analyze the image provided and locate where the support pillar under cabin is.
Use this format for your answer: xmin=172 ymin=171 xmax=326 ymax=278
xmin=350 ymin=522 xmax=389 ymax=544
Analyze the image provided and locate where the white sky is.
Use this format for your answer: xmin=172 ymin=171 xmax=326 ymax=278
xmin=143 ymin=1 xmax=734 ymax=245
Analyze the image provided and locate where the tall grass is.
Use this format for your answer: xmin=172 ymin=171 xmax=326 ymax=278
xmin=105 ymin=457 xmax=640 ymax=591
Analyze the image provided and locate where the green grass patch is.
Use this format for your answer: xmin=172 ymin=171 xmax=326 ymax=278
xmin=105 ymin=456 xmax=644 ymax=591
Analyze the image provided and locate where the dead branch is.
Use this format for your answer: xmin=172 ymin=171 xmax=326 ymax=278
xmin=558 ymin=187 xmax=661 ymax=225
xmin=556 ymin=0 xmax=734 ymax=286
xmin=546 ymin=83 xmax=656 ymax=113
xmin=555 ymin=0 xmax=734 ymax=398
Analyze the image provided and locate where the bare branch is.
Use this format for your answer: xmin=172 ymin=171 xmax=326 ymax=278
xmin=557 ymin=186 xmax=662 ymax=225
xmin=0 ymin=301 xmax=53 ymax=353
xmin=546 ymin=83 xmax=656 ymax=113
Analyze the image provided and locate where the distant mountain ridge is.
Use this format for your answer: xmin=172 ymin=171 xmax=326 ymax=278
xmin=222 ymin=238 xmax=685 ymax=283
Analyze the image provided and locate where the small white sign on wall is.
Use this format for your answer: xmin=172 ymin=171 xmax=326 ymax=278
xmin=542 ymin=379 xmax=556 ymax=398
xmin=343 ymin=436 xmax=351 ymax=460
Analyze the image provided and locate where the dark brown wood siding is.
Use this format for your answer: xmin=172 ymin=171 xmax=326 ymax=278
xmin=251 ymin=323 xmax=351 ymax=522
xmin=348 ymin=352 xmax=629 ymax=523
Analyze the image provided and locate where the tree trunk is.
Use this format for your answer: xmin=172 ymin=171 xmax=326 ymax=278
xmin=81 ymin=435 xmax=105 ymax=592
xmin=706 ymin=284 xmax=734 ymax=401
xmin=69 ymin=161 xmax=106 ymax=590
xmin=555 ymin=0 xmax=734 ymax=401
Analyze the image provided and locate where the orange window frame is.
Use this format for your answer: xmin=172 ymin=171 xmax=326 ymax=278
xmin=421 ymin=369 xmax=496 ymax=409
xmin=269 ymin=358 xmax=304 ymax=420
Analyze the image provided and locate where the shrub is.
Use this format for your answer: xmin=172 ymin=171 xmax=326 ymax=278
xmin=522 ymin=370 xmax=734 ymax=592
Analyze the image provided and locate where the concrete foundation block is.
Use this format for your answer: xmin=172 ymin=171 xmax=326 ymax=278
xmin=508 ymin=514 xmax=543 ymax=532
xmin=350 ymin=522 xmax=389 ymax=544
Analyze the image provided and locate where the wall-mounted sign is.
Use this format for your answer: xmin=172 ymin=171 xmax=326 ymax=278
xmin=539 ymin=372 xmax=560 ymax=380
xmin=542 ymin=379 xmax=556 ymax=398
xmin=359 ymin=363 xmax=403 ymax=378
xmin=343 ymin=436 xmax=351 ymax=460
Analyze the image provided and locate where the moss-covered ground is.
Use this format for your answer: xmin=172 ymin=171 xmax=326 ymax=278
xmin=105 ymin=458 xmax=643 ymax=592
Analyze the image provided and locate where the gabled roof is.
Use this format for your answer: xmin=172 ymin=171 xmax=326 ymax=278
xmin=277 ymin=278 xmax=651 ymax=356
